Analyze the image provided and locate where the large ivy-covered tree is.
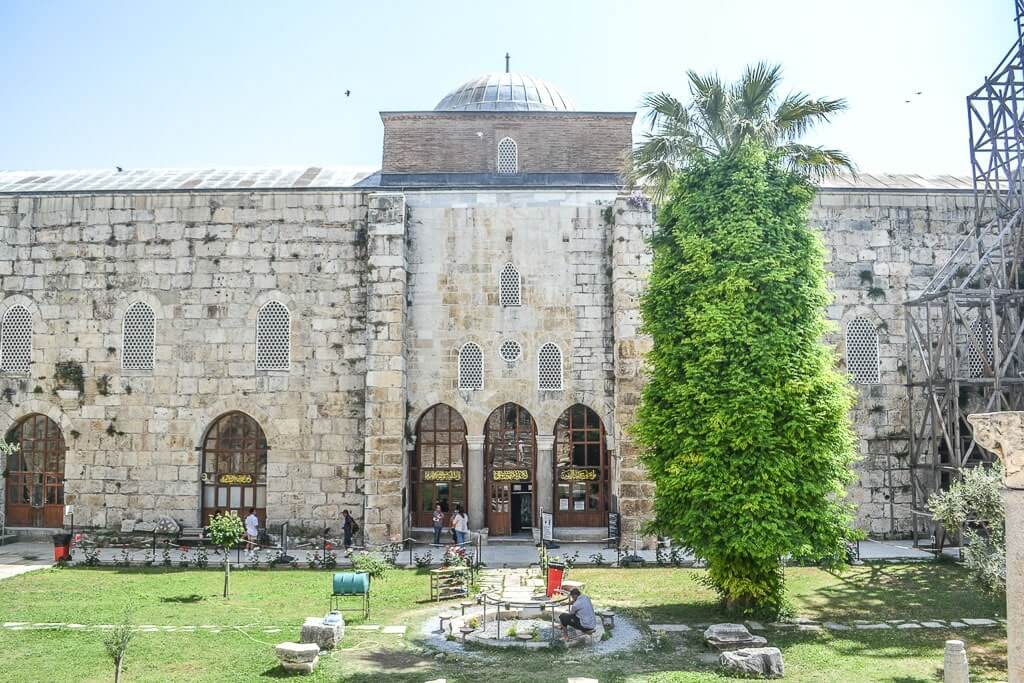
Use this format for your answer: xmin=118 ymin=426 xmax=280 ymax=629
xmin=635 ymin=142 xmax=857 ymax=614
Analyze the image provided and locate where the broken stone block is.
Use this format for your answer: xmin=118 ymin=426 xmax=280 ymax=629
xmin=719 ymin=647 xmax=785 ymax=679
xmin=703 ymin=623 xmax=767 ymax=651
xmin=300 ymin=616 xmax=344 ymax=650
xmin=276 ymin=642 xmax=320 ymax=673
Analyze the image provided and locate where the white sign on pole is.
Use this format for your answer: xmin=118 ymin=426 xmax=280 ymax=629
xmin=541 ymin=511 xmax=554 ymax=542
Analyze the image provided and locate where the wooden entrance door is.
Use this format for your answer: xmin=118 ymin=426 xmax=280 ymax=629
xmin=5 ymin=414 xmax=65 ymax=528
xmin=411 ymin=405 xmax=468 ymax=528
xmin=488 ymin=482 xmax=511 ymax=536
xmin=201 ymin=412 xmax=267 ymax=526
xmin=553 ymin=405 xmax=609 ymax=527
xmin=484 ymin=403 xmax=537 ymax=536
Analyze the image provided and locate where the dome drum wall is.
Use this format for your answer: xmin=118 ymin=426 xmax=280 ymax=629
xmin=380 ymin=112 xmax=635 ymax=177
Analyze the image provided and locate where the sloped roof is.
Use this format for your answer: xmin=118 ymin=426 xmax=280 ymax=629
xmin=0 ymin=167 xmax=974 ymax=194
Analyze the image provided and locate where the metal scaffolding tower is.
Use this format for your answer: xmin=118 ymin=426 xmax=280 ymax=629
xmin=906 ymin=0 xmax=1024 ymax=545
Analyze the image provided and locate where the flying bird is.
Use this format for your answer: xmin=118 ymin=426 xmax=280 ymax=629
xmin=116 ymin=166 xmax=123 ymax=172
xmin=344 ymin=90 xmax=351 ymax=97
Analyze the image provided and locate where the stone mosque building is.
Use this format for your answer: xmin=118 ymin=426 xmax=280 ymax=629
xmin=0 ymin=68 xmax=976 ymax=544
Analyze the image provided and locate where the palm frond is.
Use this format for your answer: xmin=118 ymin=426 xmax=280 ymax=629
xmin=775 ymin=94 xmax=848 ymax=140
xmin=640 ymin=91 xmax=688 ymax=129
xmin=781 ymin=143 xmax=856 ymax=181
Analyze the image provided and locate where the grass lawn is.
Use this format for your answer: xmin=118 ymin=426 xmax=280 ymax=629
xmin=0 ymin=562 xmax=1007 ymax=682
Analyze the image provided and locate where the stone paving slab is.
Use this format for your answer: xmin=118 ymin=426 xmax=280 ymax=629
xmin=650 ymin=624 xmax=691 ymax=632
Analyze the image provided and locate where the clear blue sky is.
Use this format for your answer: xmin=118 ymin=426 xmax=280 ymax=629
xmin=0 ymin=1 xmax=1013 ymax=176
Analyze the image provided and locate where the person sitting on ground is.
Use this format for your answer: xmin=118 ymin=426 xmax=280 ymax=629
xmin=559 ymin=588 xmax=597 ymax=641
xmin=244 ymin=508 xmax=259 ymax=550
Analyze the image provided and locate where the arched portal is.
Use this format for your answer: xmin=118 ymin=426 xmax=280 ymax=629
xmin=200 ymin=412 xmax=267 ymax=526
xmin=484 ymin=403 xmax=537 ymax=536
xmin=411 ymin=404 xmax=468 ymax=528
xmin=553 ymin=405 xmax=608 ymax=527
xmin=5 ymin=414 xmax=65 ymax=528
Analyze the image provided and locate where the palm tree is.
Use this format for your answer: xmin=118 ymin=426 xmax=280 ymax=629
xmin=628 ymin=62 xmax=853 ymax=201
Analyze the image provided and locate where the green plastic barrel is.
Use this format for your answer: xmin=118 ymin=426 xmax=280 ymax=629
xmin=333 ymin=572 xmax=370 ymax=595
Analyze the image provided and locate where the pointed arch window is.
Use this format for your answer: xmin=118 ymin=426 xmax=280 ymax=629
xmin=846 ymin=317 xmax=879 ymax=384
xmin=122 ymin=301 xmax=155 ymax=370
xmin=256 ymin=301 xmax=291 ymax=371
xmin=1 ymin=305 xmax=32 ymax=374
xmin=497 ymin=137 xmax=518 ymax=174
xmin=538 ymin=342 xmax=564 ymax=390
xmin=458 ymin=342 xmax=483 ymax=390
xmin=499 ymin=263 xmax=521 ymax=307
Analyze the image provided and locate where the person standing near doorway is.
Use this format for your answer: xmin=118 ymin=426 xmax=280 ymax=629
xmin=244 ymin=508 xmax=259 ymax=550
xmin=342 ymin=509 xmax=357 ymax=549
xmin=431 ymin=503 xmax=444 ymax=545
xmin=451 ymin=504 xmax=469 ymax=546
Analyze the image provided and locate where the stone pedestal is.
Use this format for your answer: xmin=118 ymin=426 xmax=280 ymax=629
xmin=703 ymin=623 xmax=768 ymax=652
xmin=720 ymin=647 xmax=784 ymax=679
xmin=300 ymin=616 xmax=344 ymax=650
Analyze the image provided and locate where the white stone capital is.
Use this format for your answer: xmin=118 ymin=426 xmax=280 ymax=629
xmin=967 ymin=412 xmax=1024 ymax=489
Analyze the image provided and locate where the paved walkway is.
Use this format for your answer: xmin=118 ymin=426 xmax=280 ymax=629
xmin=0 ymin=541 xmax=52 ymax=580
xmin=0 ymin=536 xmax=959 ymax=577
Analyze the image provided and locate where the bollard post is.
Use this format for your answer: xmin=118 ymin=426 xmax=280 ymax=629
xmin=943 ymin=640 xmax=970 ymax=683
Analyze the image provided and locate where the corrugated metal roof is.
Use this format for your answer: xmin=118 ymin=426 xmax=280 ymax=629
xmin=0 ymin=167 xmax=376 ymax=194
xmin=0 ymin=167 xmax=974 ymax=194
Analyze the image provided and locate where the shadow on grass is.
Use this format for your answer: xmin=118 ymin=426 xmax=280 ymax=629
xmin=160 ymin=594 xmax=204 ymax=604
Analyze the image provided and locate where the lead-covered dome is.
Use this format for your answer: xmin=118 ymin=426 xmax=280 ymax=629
xmin=434 ymin=72 xmax=576 ymax=112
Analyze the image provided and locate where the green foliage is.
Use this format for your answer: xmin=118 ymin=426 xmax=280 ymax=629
xmin=207 ymin=513 xmax=244 ymax=550
xmin=350 ymin=552 xmax=390 ymax=580
xmin=54 ymin=361 xmax=84 ymax=394
xmin=628 ymin=62 xmax=852 ymax=200
xmin=635 ymin=144 xmax=857 ymax=615
xmin=103 ymin=601 xmax=134 ymax=683
xmin=928 ymin=464 xmax=1005 ymax=593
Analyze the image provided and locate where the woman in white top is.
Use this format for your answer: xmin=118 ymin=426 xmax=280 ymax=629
xmin=450 ymin=504 xmax=469 ymax=546
xmin=244 ymin=508 xmax=259 ymax=550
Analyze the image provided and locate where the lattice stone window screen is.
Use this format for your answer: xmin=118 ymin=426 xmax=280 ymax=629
xmin=966 ymin=318 xmax=995 ymax=378
xmin=256 ymin=301 xmax=291 ymax=371
xmin=538 ymin=342 xmax=563 ymax=390
xmin=497 ymin=137 xmax=518 ymax=174
xmin=499 ymin=263 xmax=521 ymax=306
xmin=0 ymin=305 xmax=32 ymax=374
xmin=499 ymin=339 xmax=522 ymax=365
xmin=458 ymin=342 xmax=484 ymax=390
xmin=845 ymin=317 xmax=879 ymax=384
xmin=122 ymin=302 xmax=155 ymax=370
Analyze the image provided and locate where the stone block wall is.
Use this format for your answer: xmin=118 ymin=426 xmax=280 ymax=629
xmin=811 ymin=188 xmax=975 ymax=535
xmin=0 ymin=190 xmax=371 ymax=530
xmin=381 ymin=112 xmax=634 ymax=174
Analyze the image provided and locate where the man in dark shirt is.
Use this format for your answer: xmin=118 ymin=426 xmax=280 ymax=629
xmin=341 ymin=510 xmax=356 ymax=548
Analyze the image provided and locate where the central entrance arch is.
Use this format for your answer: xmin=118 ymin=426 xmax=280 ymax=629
xmin=4 ymin=414 xmax=65 ymax=528
xmin=484 ymin=403 xmax=537 ymax=536
xmin=200 ymin=412 xmax=267 ymax=526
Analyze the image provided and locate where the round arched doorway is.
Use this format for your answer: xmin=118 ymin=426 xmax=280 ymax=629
xmin=5 ymin=414 xmax=66 ymax=528
xmin=553 ymin=404 xmax=609 ymax=527
xmin=200 ymin=412 xmax=267 ymax=526
xmin=484 ymin=403 xmax=537 ymax=536
xmin=411 ymin=404 xmax=467 ymax=528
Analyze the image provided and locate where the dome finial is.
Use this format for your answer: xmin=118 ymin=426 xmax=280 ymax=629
xmin=505 ymin=52 xmax=510 ymax=74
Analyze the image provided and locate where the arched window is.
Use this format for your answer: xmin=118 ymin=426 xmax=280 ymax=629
xmin=845 ymin=317 xmax=879 ymax=384
xmin=497 ymin=137 xmax=518 ymax=174
xmin=499 ymin=263 xmax=521 ymax=307
xmin=458 ymin=342 xmax=483 ymax=390
xmin=484 ymin=403 xmax=537 ymax=535
xmin=538 ymin=343 xmax=563 ymax=390
xmin=1 ymin=305 xmax=32 ymax=374
xmin=256 ymin=301 xmax=290 ymax=371
xmin=122 ymin=301 xmax=155 ymax=370
xmin=553 ymin=405 xmax=608 ymax=527
xmin=411 ymin=404 xmax=467 ymax=528
xmin=5 ymin=414 xmax=65 ymax=528
xmin=201 ymin=412 xmax=268 ymax=525
xmin=966 ymin=317 xmax=995 ymax=378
